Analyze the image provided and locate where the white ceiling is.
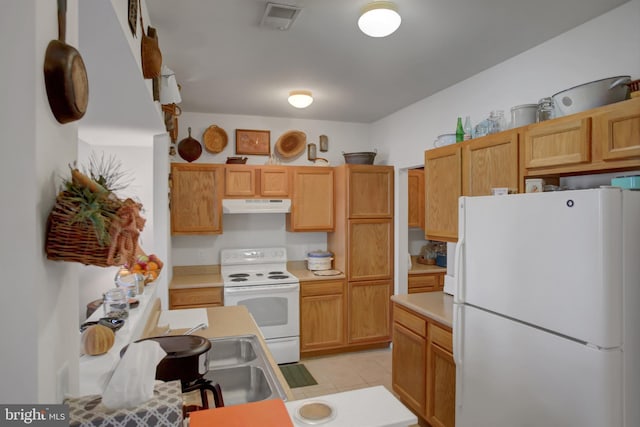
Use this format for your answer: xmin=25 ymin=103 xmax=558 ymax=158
xmin=147 ymin=0 xmax=628 ymax=123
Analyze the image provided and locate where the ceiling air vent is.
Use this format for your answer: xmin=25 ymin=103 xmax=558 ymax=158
xmin=260 ymin=2 xmax=302 ymax=31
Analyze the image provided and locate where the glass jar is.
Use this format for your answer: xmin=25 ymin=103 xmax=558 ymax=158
xmin=536 ymin=97 xmax=555 ymax=122
xmin=488 ymin=110 xmax=506 ymax=134
xmin=115 ymin=268 xmax=144 ymax=297
xmin=103 ymin=288 xmax=129 ymax=319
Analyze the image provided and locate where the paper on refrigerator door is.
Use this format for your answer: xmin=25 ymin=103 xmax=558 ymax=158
xmin=158 ymin=308 xmax=209 ymax=330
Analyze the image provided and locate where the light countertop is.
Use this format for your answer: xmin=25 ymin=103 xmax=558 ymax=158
xmin=285 ymin=385 xmax=417 ymax=427
xmin=391 ymin=291 xmax=454 ymax=327
xmin=170 ymin=262 xmax=346 ymax=290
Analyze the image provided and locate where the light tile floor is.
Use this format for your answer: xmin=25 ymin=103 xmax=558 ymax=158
xmin=290 ymin=348 xmax=394 ymax=400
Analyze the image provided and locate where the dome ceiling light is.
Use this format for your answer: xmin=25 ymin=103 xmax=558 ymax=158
xmin=358 ymin=1 xmax=401 ymax=38
xmin=288 ymin=90 xmax=313 ymax=108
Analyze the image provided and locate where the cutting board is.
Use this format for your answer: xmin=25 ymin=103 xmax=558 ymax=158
xmin=190 ymin=399 xmax=293 ymax=427
xmin=157 ymin=308 xmax=208 ymax=330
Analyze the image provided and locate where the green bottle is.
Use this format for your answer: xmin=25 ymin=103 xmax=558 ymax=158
xmin=456 ymin=117 xmax=464 ymax=142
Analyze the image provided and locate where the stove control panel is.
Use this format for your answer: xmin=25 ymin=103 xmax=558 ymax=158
xmin=221 ymin=247 xmax=287 ymax=266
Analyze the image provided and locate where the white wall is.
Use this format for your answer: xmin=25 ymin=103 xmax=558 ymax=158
xmin=372 ymin=0 xmax=640 ymax=168
xmin=1 ymin=0 xmax=82 ymax=403
xmin=171 ymin=112 xmax=371 ymax=265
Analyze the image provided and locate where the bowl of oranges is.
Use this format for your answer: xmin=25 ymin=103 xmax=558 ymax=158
xmin=130 ymin=253 xmax=163 ymax=284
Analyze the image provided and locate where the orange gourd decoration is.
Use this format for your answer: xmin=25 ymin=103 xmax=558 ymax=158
xmin=82 ymin=324 xmax=115 ymax=356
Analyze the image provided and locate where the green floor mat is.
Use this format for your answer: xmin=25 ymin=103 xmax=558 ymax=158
xmin=279 ymin=363 xmax=318 ymax=388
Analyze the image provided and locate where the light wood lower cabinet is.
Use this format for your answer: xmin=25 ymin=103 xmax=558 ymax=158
xmin=392 ymin=307 xmax=427 ymax=415
xmin=348 ymin=280 xmax=392 ymax=344
xmin=392 ymin=303 xmax=455 ymax=427
xmin=426 ymin=323 xmax=456 ymax=427
xmin=169 ymin=287 xmax=223 ymax=309
xmin=300 ymin=278 xmax=392 ymax=356
xmin=300 ymin=280 xmax=346 ymax=353
xmin=408 ymin=272 xmax=444 ymax=293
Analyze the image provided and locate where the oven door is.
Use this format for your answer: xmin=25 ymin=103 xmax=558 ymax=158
xmin=223 ymin=283 xmax=300 ymax=340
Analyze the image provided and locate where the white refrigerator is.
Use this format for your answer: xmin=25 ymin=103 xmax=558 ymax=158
xmin=453 ymin=188 xmax=640 ymax=427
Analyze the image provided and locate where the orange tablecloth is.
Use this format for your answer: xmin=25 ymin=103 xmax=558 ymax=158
xmin=190 ymin=399 xmax=293 ymax=427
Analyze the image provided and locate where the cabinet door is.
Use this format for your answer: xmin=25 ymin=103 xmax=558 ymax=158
xmin=300 ymin=280 xmax=346 ymax=352
xmin=348 ymin=219 xmax=393 ymax=281
xmin=260 ymin=167 xmax=289 ymax=197
xmin=169 ymin=287 xmax=223 ymax=309
xmin=348 ymin=279 xmax=392 ymax=344
xmin=287 ymin=167 xmax=334 ymax=232
xmin=170 ymin=163 xmax=223 ymax=234
xmin=426 ymin=323 xmax=456 ymax=427
xmin=594 ymin=100 xmax=640 ymax=161
xmin=392 ymin=322 xmax=427 ymax=416
xmin=347 ymin=165 xmax=394 ymax=218
xmin=225 ymin=166 xmax=256 ymax=196
xmin=523 ymin=117 xmax=591 ymax=169
xmin=425 ymin=144 xmax=461 ymax=242
xmin=463 ymin=131 xmax=519 ymax=196
xmin=408 ymin=169 xmax=425 ymax=229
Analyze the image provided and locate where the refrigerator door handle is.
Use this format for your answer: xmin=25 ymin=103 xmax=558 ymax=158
xmin=453 ymin=303 xmax=464 ymax=411
xmin=454 ymin=197 xmax=466 ymax=303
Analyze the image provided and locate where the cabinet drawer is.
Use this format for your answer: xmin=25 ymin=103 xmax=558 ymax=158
xmin=409 ymin=274 xmax=439 ymax=289
xmin=429 ymin=322 xmax=453 ymax=353
xmin=170 ymin=287 xmax=223 ymax=308
xmin=301 ymin=280 xmax=345 ymax=297
xmin=394 ymin=305 xmax=426 ymax=337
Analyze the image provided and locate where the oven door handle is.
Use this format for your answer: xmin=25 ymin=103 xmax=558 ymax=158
xmin=223 ymin=282 xmax=299 ymax=295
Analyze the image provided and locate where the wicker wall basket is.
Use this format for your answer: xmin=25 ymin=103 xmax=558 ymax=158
xmin=45 ymin=192 xmax=145 ymax=267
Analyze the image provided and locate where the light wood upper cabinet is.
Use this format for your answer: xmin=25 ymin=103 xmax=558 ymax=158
xmin=300 ymin=279 xmax=346 ymax=353
xmin=425 ymin=144 xmax=461 ymax=243
xmin=170 ymin=163 xmax=224 ymax=235
xmin=347 ymin=165 xmax=394 ymax=218
xmin=287 ymin=167 xmax=334 ymax=232
xmin=408 ymin=169 xmax=425 ymax=229
xmin=348 ymin=279 xmax=392 ymax=344
xmin=523 ymin=116 xmax=592 ymax=170
xmin=348 ymin=219 xmax=393 ymax=281
xmin=224 ymin=165 xmax=289 ymax=198
xmin=260 ymin=167 xmax=289 ymax=196
xmin=593 ymin=100 xmax=640 ymax=161
xmin=463 ymin=130 xmax=519 ymax=196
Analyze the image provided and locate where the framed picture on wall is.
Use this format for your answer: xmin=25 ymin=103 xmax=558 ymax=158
xmin=235 ymin=129 xmax=271 ymax=156
xmin=128 ymin=0 xmax=138 ymax=36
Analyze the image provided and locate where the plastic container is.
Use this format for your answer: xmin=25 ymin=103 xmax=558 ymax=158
xmin=306 ymin=250 xmax=334 ymax=271
xmin=611 ymin=175 xmax=640 ymax=190
xmin=510 ymin=104 xmax=537 ymax=128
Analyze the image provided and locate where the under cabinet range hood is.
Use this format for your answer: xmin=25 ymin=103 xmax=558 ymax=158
xmin=222 ymin=199 xmax=291 ymax=214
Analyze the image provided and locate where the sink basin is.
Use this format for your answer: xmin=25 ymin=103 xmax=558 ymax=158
xmin=209 ymin=335 xmax=257 ymax=369
xmin=206 ymin=335 xmax=287 ymax=406
xmin=205 ymin=366 xmax=272 ymax=406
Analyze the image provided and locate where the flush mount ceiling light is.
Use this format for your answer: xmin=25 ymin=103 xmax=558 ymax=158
xmin=288 ymin=90 xmax=313 ymax=108
xmin=358 ymin=1 xmax=401 ymax=38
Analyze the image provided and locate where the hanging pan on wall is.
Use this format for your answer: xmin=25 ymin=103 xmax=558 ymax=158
xmin=44 ymin=0 xmax=89 ymax=124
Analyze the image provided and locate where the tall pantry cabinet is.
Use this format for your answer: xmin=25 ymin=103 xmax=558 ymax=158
xmin=328 ymin=165 xmax=394 ymax=346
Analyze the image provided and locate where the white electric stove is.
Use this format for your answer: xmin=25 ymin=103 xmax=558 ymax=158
xmin=221 ymin=247 xmax=300 ymax=364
